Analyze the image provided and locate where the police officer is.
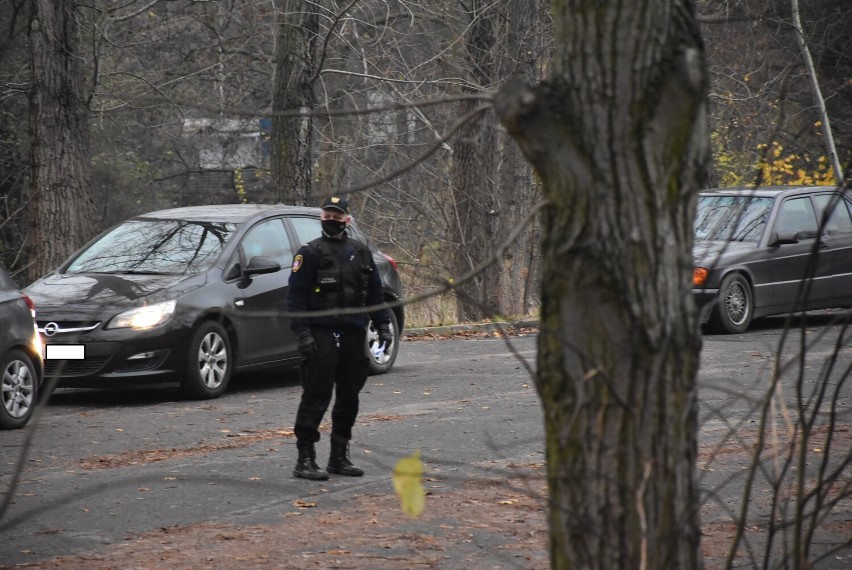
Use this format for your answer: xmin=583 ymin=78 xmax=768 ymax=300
xmin=287 ymin=195 xmax=393 ymax=480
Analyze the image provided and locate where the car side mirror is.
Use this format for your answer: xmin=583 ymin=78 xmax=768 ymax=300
xmin=768 ymin=231 xmax=799 ymax=246
xmin=244 ymin=256 xmax=281 ymax=276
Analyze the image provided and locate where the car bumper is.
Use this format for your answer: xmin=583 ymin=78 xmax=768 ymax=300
xmin=692 ymin=288 xmax=718 ymax=323
xmin=40 ymin=320 xmax=193 ymax=386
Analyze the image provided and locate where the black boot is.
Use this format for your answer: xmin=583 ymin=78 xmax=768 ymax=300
xmin=327 ymin=440 xmax=364 ymax=477
xmin=293 ymin=441 xmax=329 ymax=481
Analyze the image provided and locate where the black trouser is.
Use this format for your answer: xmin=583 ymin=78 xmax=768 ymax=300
xmin=294 ymin=326 xmax=369 ymax=444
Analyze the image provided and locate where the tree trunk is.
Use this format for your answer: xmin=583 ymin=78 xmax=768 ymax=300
xmin=493 ymin=0 xmax=546 ymax=317
xmin=270 ymin=0 xmax=317 ymax=206
xmin=496 ymin=2 xmax=708 ymax=568
xmin=27 ymin=0 xmax=96 ymax=283
xmin=449 ymin=0 xmax=497 ymax=322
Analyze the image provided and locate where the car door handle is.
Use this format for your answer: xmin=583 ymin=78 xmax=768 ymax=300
xmin=235 ymin=300 xmax=245 ymax=307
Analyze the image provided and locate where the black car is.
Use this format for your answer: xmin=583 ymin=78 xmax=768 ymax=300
xmin=0 ymin=266 xmax=44 ymax=429
xmin=24 ymin=204 xmax=404 ymax=398
xmin=693 ymin=186 xmax=852 ymax=333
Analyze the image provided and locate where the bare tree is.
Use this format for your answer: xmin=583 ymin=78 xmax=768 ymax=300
xmin=0 ymin=0 xmax=31 ymax=275
xmin=491 ymin=0 xmax=547 ymax=318
xmin=790 ymin=0 xmax=844 ymax=183
xmin=496 ymin=1 xmax=709 ymax=567
xmin=26 ymin=0 xmax=96 ymax=282
xmin=446 ymin=0 xmax=548 ymax=322
xmin=697 ymin=0 xmax=852 ymax=186
xmin=270 ymin=0 xmax=318 ymax=205
xmin=447 ymin=0 xmax=498 ymax=321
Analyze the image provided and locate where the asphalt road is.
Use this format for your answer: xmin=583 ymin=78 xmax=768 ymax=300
xmin=0 ymin=314 xmax=849 ymax=567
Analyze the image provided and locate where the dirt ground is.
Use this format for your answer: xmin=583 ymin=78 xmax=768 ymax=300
xmin=4 ymin=465 xmax=551 ymax=570
xmin=7 ymin=446 xmax=848 ymax=570
xmin=3 ymin=456 xmax=811 ymax=570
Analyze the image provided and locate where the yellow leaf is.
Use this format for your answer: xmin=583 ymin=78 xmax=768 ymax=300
xmin=393 ymin=450 xmax=425 ymax=517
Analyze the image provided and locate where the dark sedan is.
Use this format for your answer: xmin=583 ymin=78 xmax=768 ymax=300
xmin=0 ymin=266 xmax=44 ymax=429
xmin=24 ymin=204 xmax=404 ymax=398
xmin=693 ymin=186 xmax=852 ymax=333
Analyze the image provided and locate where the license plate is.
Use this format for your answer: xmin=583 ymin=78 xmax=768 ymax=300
xmin=45 ymin=344 xmax=86 ymax=360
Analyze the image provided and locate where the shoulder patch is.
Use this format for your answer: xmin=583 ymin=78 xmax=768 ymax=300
xmin=292 ymin=254 xmax=303 ymax=272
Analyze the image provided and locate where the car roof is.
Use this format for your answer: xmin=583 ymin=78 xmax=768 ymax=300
xmin=699 ymin=185 xmax=842 ymax=198
xmin=134 ymin=204 xmax=321 ymax=224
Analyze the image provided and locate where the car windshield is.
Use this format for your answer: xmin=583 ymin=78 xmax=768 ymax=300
xmin=65 ymin=220 xmax=239 ymax=275
xmin=694 ymin=196 xmax=773 ymax=243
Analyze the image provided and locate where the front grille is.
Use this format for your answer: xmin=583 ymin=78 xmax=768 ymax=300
xmin=44 ymin=358 xmax=109 ymax=377
xmin=37 ymin=320 xmax=101 ymax=337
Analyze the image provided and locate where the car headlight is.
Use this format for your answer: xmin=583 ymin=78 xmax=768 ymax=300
xmin=107 ymin=300 xmax=177 ymax=330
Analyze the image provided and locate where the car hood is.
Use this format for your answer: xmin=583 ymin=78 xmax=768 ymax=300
xmin=693 ymin=240 xmax=757 ymax=265
xmin=24 ymin=272 xmax=204 ymax=317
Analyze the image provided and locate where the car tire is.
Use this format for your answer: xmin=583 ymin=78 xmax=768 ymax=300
xmin=366 ymin=309 xmax=399 ymax=375
xmin=181 ymin=321 xmax=232 ymax=399
xmin=1 ymin=348 xmax=38 ymax=430
xmin=710 ymin=273 xmax=753 ymax=334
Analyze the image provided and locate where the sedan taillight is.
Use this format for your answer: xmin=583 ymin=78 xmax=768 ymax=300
xmin=382 ymin=253 xmax=399 ymax=271
xmin=21 ymin=293 xmax=36 ymax=317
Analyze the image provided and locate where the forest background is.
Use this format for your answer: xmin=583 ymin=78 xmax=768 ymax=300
xmin=2 ymin=2 xmax=850 ymax=568
xmin=1 ymin=0 xmax=850 ymax=327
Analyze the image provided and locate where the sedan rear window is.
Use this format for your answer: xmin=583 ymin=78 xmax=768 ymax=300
xmin=694 ymin=196 xmax=773 ymax=243
xmin=66 ymin=220 xmax=238 ymax=275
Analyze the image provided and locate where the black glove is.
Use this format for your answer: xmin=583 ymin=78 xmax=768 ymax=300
xmin=296 ymin=329 xmax=317 ymax=361
xmin=377 ymin=322 xmax=393 ymax=349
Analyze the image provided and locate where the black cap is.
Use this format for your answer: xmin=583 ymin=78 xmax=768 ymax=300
xmin=320 ymin=195 xmax=349 ymax=214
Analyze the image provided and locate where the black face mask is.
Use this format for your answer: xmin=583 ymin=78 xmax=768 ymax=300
xmin=322 ymin=219 xmax=346 ymax=237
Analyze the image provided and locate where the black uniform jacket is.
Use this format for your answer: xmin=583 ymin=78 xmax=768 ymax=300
xmin=287 ymin=233 xmax=390 ymax=333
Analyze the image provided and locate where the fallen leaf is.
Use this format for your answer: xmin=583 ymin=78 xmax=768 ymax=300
xmin=393 ymin=450 xmax=425 ymax=517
